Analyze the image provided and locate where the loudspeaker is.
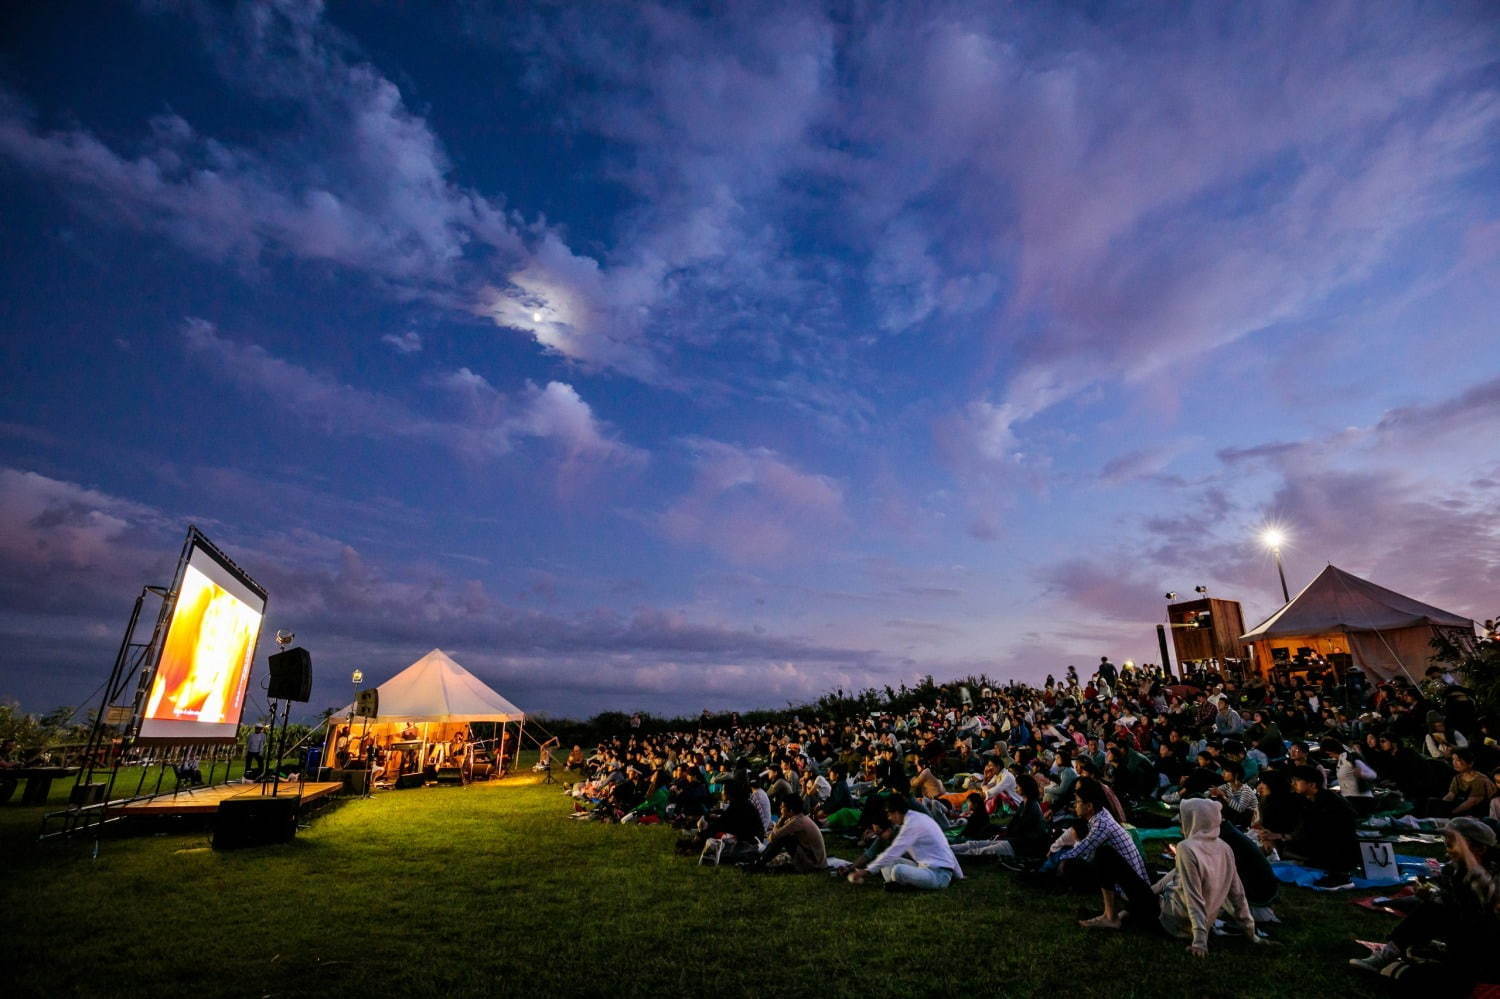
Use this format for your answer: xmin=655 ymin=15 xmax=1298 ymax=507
xmin=395 ymin=773 xmax=424 ymax=789
xmin=355 ymin=688 xmax=379 ymax=718
xmin=267 ymin=647 xmax=312 ymax=702
xmin=212 ymin=795 xmax=299 ymax=850
xmin=331 ymin=769 xmax=370 ymax=794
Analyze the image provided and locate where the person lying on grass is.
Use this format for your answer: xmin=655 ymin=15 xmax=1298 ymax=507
xmin=847 ymin=795 xmax=962 ymax=891
xmin=1153 ymin=798 xmax=1263 ymax=957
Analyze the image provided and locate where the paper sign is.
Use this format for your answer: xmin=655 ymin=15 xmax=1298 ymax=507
xmin=1360 ymin=841 xmax=1399 ymax=882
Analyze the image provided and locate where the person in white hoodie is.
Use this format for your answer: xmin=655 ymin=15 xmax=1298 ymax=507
xmin=1154 ymin=798 xmax=1265 ymax=957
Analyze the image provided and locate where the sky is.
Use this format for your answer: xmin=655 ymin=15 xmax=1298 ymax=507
xmin=1 ymin=0 xmax=1498 ymax=722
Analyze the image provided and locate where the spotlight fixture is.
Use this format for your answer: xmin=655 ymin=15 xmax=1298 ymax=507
xmin=274 ymin=629 xmax=295 ymax=648
xmin=1194 ymin=585 xmax=1208 ymax=595
xmin=1164 ymin=591 xmax=1178 ymax=600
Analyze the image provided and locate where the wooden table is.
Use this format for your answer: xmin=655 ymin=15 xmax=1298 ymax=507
xmin=1 ymin=766 xmax=81 ymax=805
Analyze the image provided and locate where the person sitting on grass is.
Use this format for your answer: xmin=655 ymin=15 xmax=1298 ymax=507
xmin=821 ymin=763 xmax=854 ymax=817
xmin=1042 ymin=748 xmax=1078 ymax=813
xmin=956 ymin=792 xmax=995 ymax=840
xmin=848 ymin=795 xmax=963 ymax=891
xmin=909 ymin=760 xmax=944 ymax=799
xmin=1420 ymin=748 xmax=1496 ymax=819
xmin=669 ymin=763 xmax=712 ymax=822
xmin=1153 ymin=798 xmax=1263 ymax=957
xmin=952 ymin=772 xmax=1050 ymax=862
xmin=1349 ymin=816 xmax=1500 ymax=991
xmin=684 ymin=779 xmax=765 ymax=857
xmin=1262 ymin=765 xmax=1359 ymax=889
xmin=1216 ymin=814 xmax=1281 ymax=925
xmin=749 ymin=778 xmax=775 ymax=835
xmin=847 ymin=813 xmax=897 ymax=876
xmin=1054 ymin=778 xmax=1157 ymax=930
xmin=749 ymin=796 xmax=827 ymax=874
xmin=1206 ymin=760 xmax=1257 ymax=828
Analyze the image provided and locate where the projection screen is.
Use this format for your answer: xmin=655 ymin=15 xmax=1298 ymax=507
xmin=138 ymin=536 xmax=267 ymax=742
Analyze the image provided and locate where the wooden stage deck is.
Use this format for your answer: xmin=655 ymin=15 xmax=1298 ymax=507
xmin=108 ymin=781 xmax=344 ymax=817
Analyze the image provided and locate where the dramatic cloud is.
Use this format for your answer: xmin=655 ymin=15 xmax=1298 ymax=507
xmin=2 ymin=2 xmax=1497 ymax=711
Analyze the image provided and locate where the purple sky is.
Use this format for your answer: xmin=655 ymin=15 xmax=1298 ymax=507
xmin=1 ymin=1 xmax=1497 ymax=721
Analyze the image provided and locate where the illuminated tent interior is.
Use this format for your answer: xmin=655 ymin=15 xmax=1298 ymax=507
xmin=323 ymin=649 xmax=525 ymax=781
xmin=1239 ymin=565 xmax=1474 ymax=683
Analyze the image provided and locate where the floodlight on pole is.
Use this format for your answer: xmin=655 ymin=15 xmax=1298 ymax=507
xmin=348 ymin=668 xmax=363 ymax=735
xmin=1260 ymin=527 xmax=1291 ymax=604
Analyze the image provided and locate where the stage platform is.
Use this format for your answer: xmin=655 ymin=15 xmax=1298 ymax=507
xmin=108 ymin=781 xmax=344 ymax=817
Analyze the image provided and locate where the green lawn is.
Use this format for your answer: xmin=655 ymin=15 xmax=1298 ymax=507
xmin=2 ymin=761 xmax=1400 ymax=998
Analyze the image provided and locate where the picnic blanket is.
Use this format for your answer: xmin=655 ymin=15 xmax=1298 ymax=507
xmin=1272 ymin=854 xmax=1433 ymax=890
xmin=1351 ymin=886 xmax=1417 ymax=916
xmin=1137 ymin=826 xmax=1183 ymax=842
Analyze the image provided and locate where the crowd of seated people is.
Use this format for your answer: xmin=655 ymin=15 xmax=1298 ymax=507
xmin=562 ymin=656 xmax=1500 ymax=988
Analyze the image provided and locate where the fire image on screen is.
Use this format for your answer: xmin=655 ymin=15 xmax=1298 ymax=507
xmin=140 ymin=547 xmax=264 ymax=740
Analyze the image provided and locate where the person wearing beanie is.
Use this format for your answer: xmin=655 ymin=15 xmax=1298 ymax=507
xmin=1350 ymin=814 xmax=1500 ymax=990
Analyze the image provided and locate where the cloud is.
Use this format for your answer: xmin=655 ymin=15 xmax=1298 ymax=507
xmin=381 ymin=331 xmax=422 ymax=354
xmin=183 ymin=317 xmax=644 ymax=466
xmin=1100 ymin=440 xmax=1197 ymax=485
xmin=659 ymin=438 xmax=845 ymax=564
xmin=0 ymin=465 xmax=877 ymax=714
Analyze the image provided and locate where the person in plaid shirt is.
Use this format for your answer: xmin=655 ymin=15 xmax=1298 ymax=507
xmin=1056 ymin=778 xmax=1157 ymax=930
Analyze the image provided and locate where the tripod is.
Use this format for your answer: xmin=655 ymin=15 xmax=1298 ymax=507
xmin=539 ymin=760 xmax=557 ymax=785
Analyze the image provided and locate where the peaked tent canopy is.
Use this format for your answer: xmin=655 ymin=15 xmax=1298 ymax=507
xmin=347 ymin=649 xmax=525 ymax=722
xmin=1239 ymin=565 xmax=1474 ymax=682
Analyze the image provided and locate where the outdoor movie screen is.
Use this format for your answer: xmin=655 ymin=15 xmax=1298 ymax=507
xmin=138 ymin=541 xmax=267 ymax=742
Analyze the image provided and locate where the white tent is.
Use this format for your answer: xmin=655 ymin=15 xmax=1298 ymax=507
xmin=324 ymin=650 xmax=525 ymax=781
xmin=351 ymin=648 xmax=525 ymax=722
xmin=1239 ymin=565 xmax=1474 ymax=682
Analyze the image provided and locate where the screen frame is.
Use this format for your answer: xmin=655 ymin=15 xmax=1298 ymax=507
xmin=135 ymin=526 xmax=269 ymax=745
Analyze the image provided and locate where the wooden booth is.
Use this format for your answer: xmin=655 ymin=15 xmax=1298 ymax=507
xmin=1166 ymin=597 xmax=1250 ymax=672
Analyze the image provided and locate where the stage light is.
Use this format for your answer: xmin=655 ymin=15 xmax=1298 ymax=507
xmin=1194 ymin=585 xmax=1208 ymax=594
xmin=1164 ymin=591 xmax=1177 ymax=600
xmin=352 ymin=668 xmax=363 ymax=685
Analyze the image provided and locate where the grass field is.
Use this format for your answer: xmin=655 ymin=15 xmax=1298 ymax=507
xmin=2 ymin=758 xmax=1401 ymax=998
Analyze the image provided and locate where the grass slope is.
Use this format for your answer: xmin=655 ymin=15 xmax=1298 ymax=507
xmin=2 ymin=762 xmax=1394 ymax=998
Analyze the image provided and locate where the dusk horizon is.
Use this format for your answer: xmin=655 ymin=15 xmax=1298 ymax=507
xmin=3 ymin=1 xmax=1498 ymax=723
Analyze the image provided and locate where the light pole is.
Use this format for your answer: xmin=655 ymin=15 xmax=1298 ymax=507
xmin=1261 ymin=529 xmax=1290 ymax=604
xmin=349 ymin=668 xmax=363 ymax=730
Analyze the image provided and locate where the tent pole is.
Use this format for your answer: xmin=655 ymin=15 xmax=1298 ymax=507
xmin=517 ymin=718 xmax=526 ymax=776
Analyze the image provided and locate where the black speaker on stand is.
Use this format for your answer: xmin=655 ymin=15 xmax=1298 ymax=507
xmin=267 ymin=648 xmax=312 ymax=702
xmin=264 ymin=647 xmax=311 ymax=797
